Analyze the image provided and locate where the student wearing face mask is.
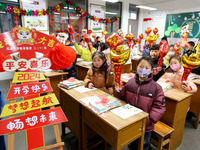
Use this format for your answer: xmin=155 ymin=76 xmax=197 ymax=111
xmin=158 ymin=55 xmax=197 ymax=93
xmin=115 ymin=56 xmax=166 ymax=150
xmin=163 ymin=45 xmax=175 ymax=67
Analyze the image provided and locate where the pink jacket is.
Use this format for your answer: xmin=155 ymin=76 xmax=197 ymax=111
xmin=158 ymin=66 xmax=197 ymax=93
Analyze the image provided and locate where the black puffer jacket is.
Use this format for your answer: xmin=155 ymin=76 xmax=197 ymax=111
xmin=64 ymin=58 xmax=77 ymax=78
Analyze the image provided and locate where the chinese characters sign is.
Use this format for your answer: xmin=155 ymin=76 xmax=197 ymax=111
xmin=12 ymin=72 xmax=45 ymax=83
xmin=0 ymin=107 xmax=67 ymax=135
xmin=1 ymin=94 xmax=59 ymax=117
xmin=3 ymin=58 xmax=51 ymax=72
xmin=0 ymin=26 xmax=58 ymax=56
xmin=7 ymin=82 xmax=52 ymax=99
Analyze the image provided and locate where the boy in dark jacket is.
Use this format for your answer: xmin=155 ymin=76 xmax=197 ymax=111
xmin=115 ymin=56 xmax=165 ymax=150
xmin=183 ymin=41 xmax=196 ymax=56
xmin=150 ymin=44 xmax=166 ymax=81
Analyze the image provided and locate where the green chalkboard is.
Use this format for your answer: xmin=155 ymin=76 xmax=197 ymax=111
xmin=165 ymin=12 xmax=200 ymax=38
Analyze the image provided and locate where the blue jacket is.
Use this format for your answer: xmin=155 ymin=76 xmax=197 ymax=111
xmin=0 ymin=86 xmax=6 ymax=150
xmin=142 ymin=45 xmax=150 ymax=57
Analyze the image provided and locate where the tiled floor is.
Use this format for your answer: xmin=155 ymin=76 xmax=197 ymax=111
xmin=1 ymin=79 xmax=200 ymax=150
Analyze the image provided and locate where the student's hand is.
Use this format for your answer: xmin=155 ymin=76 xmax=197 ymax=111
xmin=195 ymin=76 xmax=200 ymax=79
xmin=71 ymin=39 xmax=75 ymax=44
xmin=182 ymin=84 xmax=190 ymax=92
xmin=168 ymin=82 xmax=174 ymax=87
xmin=88 ymin=83 xmax=94 ymax=89
xmin=115 ymin=85 xmax=120 ymax=92
xmin=157 ymin=67 xmax=162 ymax=72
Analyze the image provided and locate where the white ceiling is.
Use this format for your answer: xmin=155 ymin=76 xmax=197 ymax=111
xmin=139 ymin=0 xmax=200 ymax=11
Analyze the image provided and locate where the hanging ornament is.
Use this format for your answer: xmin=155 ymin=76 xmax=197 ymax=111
xmin=14 ymin=15 xmax=19 ymax=27
xmin=115 ymin=19 xmax=118 ymax=32
xmin=61 ymin=12 xmax=64 ymax=32
xmin=82 ymin=17 xmax=85 ymax=30
xmin=38 ymin=10 xmax=43 ymax=16
xmin=49 ymin=15 xmax=53 ymax=28
xmin=70 ymin=13 xmax=72 ymax=25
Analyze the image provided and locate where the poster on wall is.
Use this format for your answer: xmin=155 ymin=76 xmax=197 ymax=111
xmin=165 ymin=12 xmax=200 ymax=38
xmin=90 ymin=4 xmax=105 ymax=32
xmin=22 ymin=0 xmax=48 ymax=31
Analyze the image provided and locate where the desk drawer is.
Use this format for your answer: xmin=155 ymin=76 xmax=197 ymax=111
xmin=82 ymin=108 xmax=117 ymax=146
xmin=119 ymin=120 xmax=143 ymax=147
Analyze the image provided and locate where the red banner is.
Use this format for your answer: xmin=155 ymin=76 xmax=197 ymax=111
xmin=7 ymin=82 xmax=52 ymax=99
xmin=0 ymin=107 xmax=67 ymax=136
xmin=0 ymin=26 xmax=59 ymax=57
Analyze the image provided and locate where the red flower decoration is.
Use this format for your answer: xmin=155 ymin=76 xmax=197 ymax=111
xmin=20 ymin=9 xmax=26 ymax=15
xmin=60 ymin=4 xmax=64 ymax=10
xmin=43 ymin=9 xmax=48 ymax=15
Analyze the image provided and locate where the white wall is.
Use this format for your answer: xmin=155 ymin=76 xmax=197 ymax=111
xmin=0 ymin=72 xmax=14 ymax=81
xmin=120 ymin=0 xmax=141 ymax=35
xmin=138 ymin=1 xmax=200 ymax=38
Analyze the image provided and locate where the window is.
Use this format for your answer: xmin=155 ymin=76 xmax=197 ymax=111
xmin=129 ymin=4 xmax=139 ymax=20
xmin=105 ymin=2 xmax=122 ymax=37
xmin=0 ymin=1 xmax=21 ymax=33
xmin=48 ymin=0 xmax=87 ymax=34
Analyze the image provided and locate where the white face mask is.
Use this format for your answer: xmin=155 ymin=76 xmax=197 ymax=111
xmin=168 ymin=51 xmax=175 ymax=56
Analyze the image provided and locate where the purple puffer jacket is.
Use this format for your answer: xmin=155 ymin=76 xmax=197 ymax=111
xmin=115 ymin=73 xmax=166 ymax=132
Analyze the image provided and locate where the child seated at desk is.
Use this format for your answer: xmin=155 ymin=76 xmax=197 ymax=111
xmin=158 ymin=55 xmax=197 ymax=93
xmin=115 ymin=56 xmax=166 ymax=150
xmin=150 ymin=44 xmax=166 ymax=81
xmin=84 ymin=51 xmax=115 ymax=95
xmin=73 ymin=40 xmax=96 ymax=61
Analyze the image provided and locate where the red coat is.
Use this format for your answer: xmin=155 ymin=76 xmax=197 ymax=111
xmin=115 ymin=74 xmax=165 ymax=132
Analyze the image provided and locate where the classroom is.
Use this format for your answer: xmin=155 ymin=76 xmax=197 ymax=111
xmin=0 ymin=0 xmax=200 ymax=150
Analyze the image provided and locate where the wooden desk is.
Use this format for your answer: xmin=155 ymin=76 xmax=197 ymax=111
xmin=76 ymin=62 xmax=91 ymax=80
xmin=59 ymin=87 xmax=148 ymax=150
xmin=190 ymin=79 xmax=200 ymax=129
xmin=76 ymin=61 xmax=132 ymax=80
xmin=131 ymin=59 xmax=139 ymax=73
xmin=122 ymin=62 xmax=132 ymax=73
xmin=43 ymin=72 xmax=67 ymax=101
xmin=161 ymin=88 xmax=192 ymax=150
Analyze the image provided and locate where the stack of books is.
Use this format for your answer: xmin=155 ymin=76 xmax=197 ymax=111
xmin=59 ymin=77 xmax=84 ymax=89
xmin=157 ymin=82 xmax=172 ymax=92
xmin=85 ymin=95 xmax=121 ymax=114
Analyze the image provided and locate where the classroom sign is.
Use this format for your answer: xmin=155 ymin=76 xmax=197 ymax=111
xmin=165 ymin=11 xmax=200 ymax=38
xmin=7 ymin=82 xmax=52 ymax=99
xmin=0 ymin=107 xmax=67 ymax=135
xmin=1 ymin=94 xmax=59 ymax=117
xmin=12 ymin=72 xmax=46 ymax=83
xmin=3 ymin=58 xmax=51 ymax=72
xmin=0 ymin=26 xmax=58 ymax=57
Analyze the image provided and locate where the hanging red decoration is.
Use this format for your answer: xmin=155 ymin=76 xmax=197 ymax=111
xmin=82 ymin=17 xmax=85 ymax=30
xmin=0 ymin=1 xmax=120 ymax=24
xmin=70 ymin=13 xmax=72 ymax=25
xmin=61 ymin=12 xmax=64 ymax=32
xmin=14 ymin=15 xmax=19 ymax=27
xmin=115 ymin=20 xmax=118 ymax=33
xmin=49 ymin=15 xmax=53 ymax=28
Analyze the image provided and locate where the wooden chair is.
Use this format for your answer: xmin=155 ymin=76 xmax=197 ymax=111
xmin=150 ymin=121 xmax=174 ymax=150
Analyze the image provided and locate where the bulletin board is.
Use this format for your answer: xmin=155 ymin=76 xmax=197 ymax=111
xmin=90 ymin=4 xmax=105 ymax=32
xmin=21 ymin=0 xmax=49 ymax=31
xmin=164 ymin=12 xmax=200 ymax=38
